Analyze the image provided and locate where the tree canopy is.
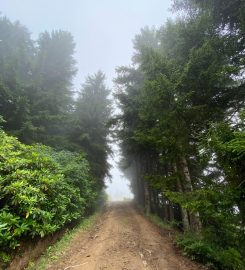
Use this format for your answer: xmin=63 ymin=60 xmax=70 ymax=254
xmin=114 ymin=1 xmax=245 ymax=269
xmin=0 ymin=15 xmax=111 ymax=266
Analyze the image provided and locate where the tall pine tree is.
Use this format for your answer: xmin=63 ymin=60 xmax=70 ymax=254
xmin=71 ymin=71 xmax=111 ymax=189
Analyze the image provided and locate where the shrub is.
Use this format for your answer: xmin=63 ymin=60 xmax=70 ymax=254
xmin=176 ymin=233 xmax=245 ymax=270
xmin=0 ymin=131 xmax=95 ymax=256
xmin=44 ymin=148 xmax=98 ymax=211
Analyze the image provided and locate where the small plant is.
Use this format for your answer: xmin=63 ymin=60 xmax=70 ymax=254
xmin=0 ymin=252 xmax=10 ymax=263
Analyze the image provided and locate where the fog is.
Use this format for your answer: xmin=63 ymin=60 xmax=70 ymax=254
xmin=106 ymin=144 xmax=134 ymax=201
xmin=1 ymin=0 xmax=172 ymax=201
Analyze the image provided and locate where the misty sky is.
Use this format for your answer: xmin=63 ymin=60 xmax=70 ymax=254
xmin=1 ymin=0 xmax=173 ymax=200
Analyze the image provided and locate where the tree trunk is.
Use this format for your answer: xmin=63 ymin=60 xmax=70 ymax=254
xmin=155 ymin=192 xmax=160 ymax=217
xmin=174 ymin=162 xmax=191 ymax=231
xmin=151 ymin=190 xmax=158 ymax=214
xmin=163 ymin=201 xmax=169 ymax=221
xmin=144 ymin=181 xmax=151 ymax=215
xmin=135 ymin=157 xmax=145 ymax=207
xmin=169 ymin=201 xmax=174 ymax=222
xmin=176 ymin=178 xmax=190 ymax=231
xmin=180 ymin=156 xmax=202 ymax=232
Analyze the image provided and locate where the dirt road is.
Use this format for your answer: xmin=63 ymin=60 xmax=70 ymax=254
xmin=46 ymin=202 xmax=204 ymax=270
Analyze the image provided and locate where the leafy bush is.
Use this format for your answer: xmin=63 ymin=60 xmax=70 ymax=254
xmin=0 ymin=131 xmax=96 ymax=256
xmin=44 ymin=148 xmax=98 ymax=211
xmin=176 ymin=233 xmax=245 ymax=270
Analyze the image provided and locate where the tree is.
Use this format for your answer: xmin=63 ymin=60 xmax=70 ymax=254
xmin=0 ymin=17 xmax=78 ymax=148
xmin=0 ymin=16 xmax=34 ymax=135
xmin=71 ymin=71 xmax=111 ymax=189
xmin=114 ymin=3 xmax=245 ymax=268
xmin=28 ymin=30 xmax=77 ymax=147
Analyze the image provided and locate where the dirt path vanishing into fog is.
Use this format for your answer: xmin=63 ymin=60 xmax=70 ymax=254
xmin=46 ymin=202 xmax=205 ymax=270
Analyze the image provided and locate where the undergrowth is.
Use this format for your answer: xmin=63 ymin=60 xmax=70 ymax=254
xmin=176 ymin=232 xmax=245 ymax=270
xmin=148 ymin=213 xmax=245 ymax=270
xmin=26 ymin=212 xmax=98 ymax=270
xmin=147 ymin=214 xmax=173 ymax=229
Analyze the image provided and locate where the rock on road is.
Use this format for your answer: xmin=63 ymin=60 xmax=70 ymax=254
xmin=46 ymin=202 xmax=205 ymax=270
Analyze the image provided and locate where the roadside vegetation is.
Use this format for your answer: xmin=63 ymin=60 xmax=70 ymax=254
xmin=0 ymin=128 xmax=98 ymax=266
xmin=114 ymin=1 xmax=245 ymax=269
xmin=26 ymin=213 xmax=98 ymax=270
xmin=0 ymin=1 xmax=244 ymax=270
xmin=0 ymin=15 xmax=111 ymax=267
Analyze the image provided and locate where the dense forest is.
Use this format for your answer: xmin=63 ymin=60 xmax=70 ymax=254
xmin=0 ymin=0 xmax=245 ymax=269
xmin=0 ymin=15 xmax=111 ymax=265
xmin=114 ymin=1 xmax=245 ymax=269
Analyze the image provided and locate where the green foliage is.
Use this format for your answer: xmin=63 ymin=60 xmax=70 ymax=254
xmin=176 ymin=233 xmax=244 ymax=270
xmin=0 ymin=16 xmax=34 ymax=136
xmin=114 ymin=1 xmax=245 ymax=269
xmin=29 ymin=30 xmax=77 ymax=147
xmin=0 ymin=16 xmax=77 ymax=147
xmin=0 ymin=16 xmax=111 ymax=266
xmin=148 ymin=214 xmax=172 ymax=229
xmin=26 ymin=213 xmax=98 ymax=270
xmin=0 ymin=131 xmax=95 ymax=258
xmin=71 ymin=71 xmax=111 ymax=189
xmin=40 ymin=148 xmax=98 ymax=211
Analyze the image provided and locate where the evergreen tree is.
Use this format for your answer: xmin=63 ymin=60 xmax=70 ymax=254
xmin=71 ymin=71 xmax=111 ymax=189
xmin=114 ymin=2 xmax=245 ymax=267
xmin=0 ymin=16 xmax=34 ymax=134
xmin=29 ymin=30 xmax=77 ymax=147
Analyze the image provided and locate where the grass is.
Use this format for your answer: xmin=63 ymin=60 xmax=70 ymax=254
xmin=147 ymin=214 xmax=173 ymax=229
xmin=25 ymin=213 xmax=98 ymax=270
xmin=122 ymin=217 xmax=130 ymax=225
